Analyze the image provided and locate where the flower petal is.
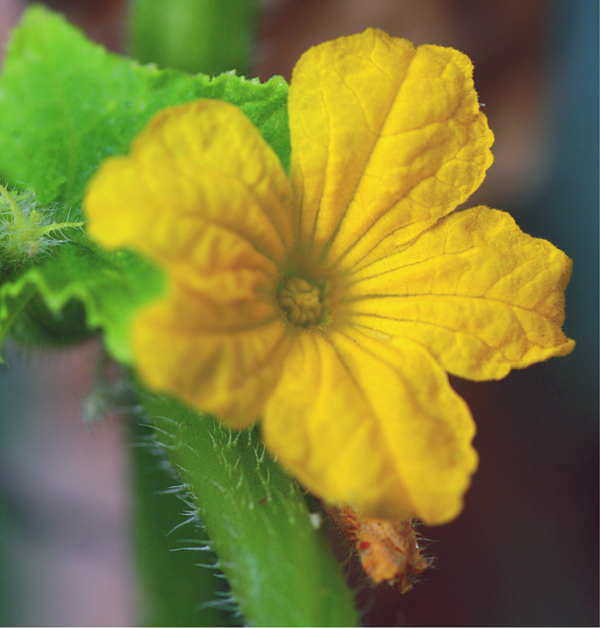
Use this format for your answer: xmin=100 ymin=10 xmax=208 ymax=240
xmin=262 ymin=329 xmax=477 ymax=524
xmin=134 ymin=282 xmax=292 ymax=427
xmin=85 ymin=100 xmax=294 ymax=276
xmin=288 ymin=28 xmax=493 ymax=271
xmin=84 ymin=100 xmax=297 ymax=425
xmin=343 ymin=207 xmax=575 ymax=380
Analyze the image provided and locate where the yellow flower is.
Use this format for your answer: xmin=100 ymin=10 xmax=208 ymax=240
xmin=84 ymin=30 xmax=574 ymax=525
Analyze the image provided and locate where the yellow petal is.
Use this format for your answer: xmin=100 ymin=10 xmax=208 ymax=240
xmin=262 ymin=329 xmax=477 ymax=524
xmin=288 ymin=28 xmax=493 ymax=271
xmin=343 ymin=207 xmax=575 ymax=380
xmin=134 ymin=282 xmax=292 ymax=427
xmin=85 ymin=100 xmax=294 ymax=277
xmin=83 ymin=100 xmax=298 ymax=425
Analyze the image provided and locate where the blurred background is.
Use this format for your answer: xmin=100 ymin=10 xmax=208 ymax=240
xmin=0 ymin=0 xmax=597 ymax=625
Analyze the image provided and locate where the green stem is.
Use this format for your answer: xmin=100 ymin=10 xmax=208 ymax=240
xmin=140 ymin=391 xmax=359 ymax=627
xmin=128 ymin=0 xmax=259 ymax=76
xmin=129 ymin=417 xmax=233 ymax=626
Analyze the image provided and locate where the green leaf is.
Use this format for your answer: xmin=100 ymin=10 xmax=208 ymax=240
xmin=0 ymin=5 xmax=289 ymax=354
xmin=141 ymin=392 xmax=359 ymax=627
xmin=0 ymin=5 xmax=290 ymax=224
xmin=0 ymin=243 xmax=164 ymax=362
xmin=130 ymin=418 xmax=235 ymax=626
xmin=129 ymin=0 xmax=259 ymax=76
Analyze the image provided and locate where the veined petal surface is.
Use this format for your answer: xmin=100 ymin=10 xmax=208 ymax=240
xmin=84 ymin=100 xmax=297 ymax=425
xmin=134 ymin=282 xmax=292 ymax=427
xmin=262 ymin=330 xmax=477 ymax=524
xmin=85 ymin=100 xmax=294 ymax=280
xmin=288 ymin=28 xmax=493 ymax=271
xmin=343 ymin=207 xmax=575 ymax=380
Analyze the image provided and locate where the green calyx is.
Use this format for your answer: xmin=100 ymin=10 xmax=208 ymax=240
xmin=0 ymin=183 xmax=83 ymax=266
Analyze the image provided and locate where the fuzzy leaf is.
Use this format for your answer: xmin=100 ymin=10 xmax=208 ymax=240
xmin=0 ymin=6 xmax=289 ymax=354
xmin=0 ymin=243 xmax=164 ymax=362
xmin=0 ymin=5 xmax=290 ymax=224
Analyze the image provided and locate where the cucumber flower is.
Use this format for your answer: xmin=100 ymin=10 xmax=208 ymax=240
xmin=85 ymin=29 xmax=574 ymax=525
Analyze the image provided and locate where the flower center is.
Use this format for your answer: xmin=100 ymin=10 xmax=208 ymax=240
xmin=277 ymin=276 xmax=323 ymax=327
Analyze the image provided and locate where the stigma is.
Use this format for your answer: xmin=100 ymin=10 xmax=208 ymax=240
xmin=277 ymin=276 xmax=323 ymax=327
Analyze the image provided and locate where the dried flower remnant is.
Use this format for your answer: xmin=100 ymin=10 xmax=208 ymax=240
xmin=326 ymin=503 xmax=429 ymax=593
